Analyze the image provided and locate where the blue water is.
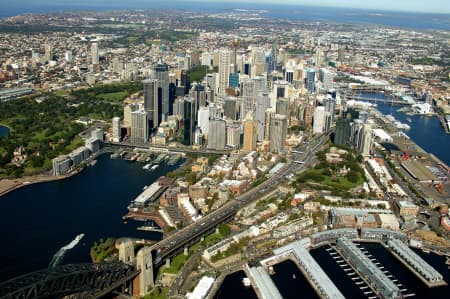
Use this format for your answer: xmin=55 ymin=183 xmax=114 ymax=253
xmin=0 ymin=1 xmax=448 ymax=30
xmin=377 ymin=103 xmax=450 ymax=166
xmin=0 ymin=154 xmax=181 ymax=283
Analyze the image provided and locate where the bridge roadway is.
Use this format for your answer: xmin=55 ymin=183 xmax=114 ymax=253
xmin=150 ymin=133 xmax=330 ymax=267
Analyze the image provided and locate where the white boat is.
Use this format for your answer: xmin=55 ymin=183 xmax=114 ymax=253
xmin=292 ymin=274 xmax=296 ymax=279
xmin=151 ymin=165 xmax=159 ymax=171
xmin=142 ymin=185 xmax=148 ymax=191
xmin=142 ymin=163 xmax=151 ymax=170
xmin=242 ymin=277 xmax=251 ymax=287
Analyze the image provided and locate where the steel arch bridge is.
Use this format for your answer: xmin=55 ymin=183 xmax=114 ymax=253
xmin=0 ymin=263 xmax=140 ymax=299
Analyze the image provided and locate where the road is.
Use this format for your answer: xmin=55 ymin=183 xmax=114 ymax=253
xmin=150 ymin=133 xmax=330 ymax=267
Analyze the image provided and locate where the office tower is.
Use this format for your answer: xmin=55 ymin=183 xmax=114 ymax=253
xmin=314 ymin=47 xmax=323 ymax=67
xmin=190 ymin=82 xmax=205 ymax=116
xmin=123 ymin=103 xmax=139 ymax=128
xmin=206 ymin=73 xmax=216 ymax=92
xmin=65 ymin=50 xmax=73 ymax=63
xmin=251 ymin=47 xmax=265 ymax=77
xmin=154 ymin=64 xmax=170 ymax=122
xmin=285 ymin=70 xmax=294 ymax=83
xmin=276 ymin=98 xmax=289 ymax=118
xmin=306 ymin=69 xmax=316 ymax=93
xmin=351 ymin=119 xmax=364 ymax=150
xmin=255 ymin=92 xmax=271 ymax=142
xmin=209 ymin=103 xmax=223 ymax=119
xmin=224 ymin=97 xmax=237 ymax=120
xmin=271 ymin=81 xmax=288 ymax=108
xmin=303 ymin=99 xmax=315 ymax=127
xmin=131 ymin=109 xmax=148 ymax=144
xmin=44 ymin=43 xmax=53 ymax=62
xmin=244 ymin=63 xmax=251 ymax=75
xmin=338 ymin=47 xmax=345 ymax=62
xmin=194 ymin=127 xmax=203 ymax=146
xmin=252 ymin=76 xmax=267 ymax=94
xmin=241 ymin=78 xmax=256 ymax=118
xmin=243 ymin=119 xmax=258 ymax=151
xmin=198 ymin=106 xmax=210 ymax=135
xmin=226 ymin=124 xmax=241 ymax=149
xmin=207 ymin=119 xmax=226 ymax=150
xmin=334 ymin=118 xmax=352 ymax=146
xmin=269 ymin=114 xmax=287 ymax=153
xmin=361 ymin=124 xmax=373 ymax=156
xmin=265 ymin=52 xmax=274 ymax=73
xmin=324 ymin=96 xmax=336 ymax=123
xmin=91 ymin=43 xmax=99 ymax=65
xmin=173 ymin=97 xmax=185 ymax=117
xmin=143 ymin=79 xmax=158 ymax=129
xmin=264 ymin=108 xmax=275 ymax=141
xmin=313 ymin=106 xmax=326 ymax=134
xmin=112 ymin=117 xmax=121 ymax=142
xmin=219 ymin=49 xmax=232 ymax=95
xmin=319 ymin=68 xmax=334 ymax=90
xmin=183 ymin=97 xmax=195 ymax=146
xmin=112 ymin=57 xmax=124 ymax=74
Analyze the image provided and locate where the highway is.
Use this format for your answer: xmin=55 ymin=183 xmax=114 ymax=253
xmin=150 ymin=133 xmax=330 ymax=267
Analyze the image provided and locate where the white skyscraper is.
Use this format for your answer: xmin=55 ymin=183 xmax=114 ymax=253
xmin=218 ymin=49 xmax=232 ymax=95
xmin=207 ymin=119 xmax=226 ymax=150
xmin=112 ymin=117 xmax=121 ymax=142
xmin=313 ymin=106 xmax=326 ymax=134
xmin=226 ymin=124 xmax=241 ymax=149
xmin=256 ymin=92 xmax=271 ymax=142
xmin=131 ymin=109 xmax=148 ymax=144
xmin=269 ymin=114 xmax=287 ymax=153
xmin=91 ymin=43 xmax=99 ymax=65
xmin=198 ymin=106 xmax=210 ymax=136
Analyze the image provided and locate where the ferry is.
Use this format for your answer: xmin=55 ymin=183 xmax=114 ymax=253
xmin=142 ymin=163 xmax=151 ymax=170
xmin=242 ymin=277 xmax=251 ymax=287
xmin=151 ymin=165 xmax=159 ymax=171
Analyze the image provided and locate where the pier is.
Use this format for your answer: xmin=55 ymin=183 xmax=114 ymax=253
xmin=272 ymin=239 xmax=345 ymax=299
xmin=337 ymin=237 xmax=401 ymax=299
xmin=387 ymin=239 xmax=447 ymax=287
xmin=244 ymin=265 xmax=283 ymax=299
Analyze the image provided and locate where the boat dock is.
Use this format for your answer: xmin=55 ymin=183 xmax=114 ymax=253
xmin=244 ymin=264 xmax=283 ymax=299
xmin=387 ymin=239 xmax=447 ymax=287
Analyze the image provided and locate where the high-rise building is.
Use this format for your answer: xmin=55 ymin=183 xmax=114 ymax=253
xmin=173 ymin=97 xmax=185 ymax=117
xmin=198 ymin=106 xmax=210 ymax=136
xmin=276 ymin=98 xmax=289 ymax=118
xmin=224 ymin=97 xmax=237 ymax=120
xmin=334 ymin=118 xmax=352 ymax=146
xmin=269 ymin=114 xmax=287 ymax=153
xmin=243 ymin=119 xmax=257 ymax=151
xmin=219 ymin=49 xmax=232 ymax=95
xmin=264 ymin=108 xmax=275 ymax=141
xmin=123 ymin=103 xmax=139 ymax=129
xmin=183 ymin=97 xmax=195 ymax=146
xmin=256 ymin=93 xmax=271 ymax=142
xmin=306 ymin=69 xmax=316 ymax=93
xmin=338 ymin=47 xmax=345 ymax=62
xmin=229 ymin=73 xmax=239 ymax=88
xmin=285 ymin=70 xmax=294 ymax=83
xmin=303 ymin=99 xmax=315 ymax=127
xmin=207 ymin=119 xmax=226 ymax=150
xmin=131 ymin=109 xmax=148 ymax=144
xmin=226 ymin=124 xmax=241 ymax=149
xmin=360 ymin=124 xmax=373 ymax=156
xmin=91 ymin=43 xmax=99 ymax=65
xmin=324 ymin=96 xmax=336 ymax=123
xmin=65 ymin=50 xmax=73 ymax=63
xmin=44 ymin=43 xmax=53 ymax=62
xmin=313 ymin=106 xmax=326 ymax=134
xmin=319 ymin=68 xmax=334 ymax=90
xmin=143 ymin=79 xmax=158 ymax=129
xmin=241 ymin=78 xmax=256 ymax=118
xmin=154 ymin=64 xmax=170 ymax=122
xmin=112 ymin=117 xmax=121 ymax=142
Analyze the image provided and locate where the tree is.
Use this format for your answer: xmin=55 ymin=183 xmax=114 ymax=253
xmin=218 ymin=224 xmax=231 ymax=237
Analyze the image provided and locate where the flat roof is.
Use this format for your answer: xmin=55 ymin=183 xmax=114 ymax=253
xmin=401 ymin=160 xmax=438 ymax=182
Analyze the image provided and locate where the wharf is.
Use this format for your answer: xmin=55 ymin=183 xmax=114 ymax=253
xmin=439 ymin=114 xmax=450 ymax=134
xmin=123 ymin=210 xmax=168 ymax=234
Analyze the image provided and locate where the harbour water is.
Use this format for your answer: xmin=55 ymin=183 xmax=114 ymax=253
xmin=0 ymin=154 xmax=181 ymax=283
xmin=0 ymin=124 xmax=9 ymax=136
xmin=376 ymin=103 xmax=450 ymax=166
xmin=215 ymin=243 xmax=449 ymax=298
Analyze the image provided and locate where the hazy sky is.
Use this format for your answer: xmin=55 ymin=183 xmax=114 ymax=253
xmin=14 ymin=0 xmax=450 ymax=14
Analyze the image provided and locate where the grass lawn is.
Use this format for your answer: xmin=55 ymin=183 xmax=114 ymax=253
xmin=64 ymin=135 xmax=84 ymax=152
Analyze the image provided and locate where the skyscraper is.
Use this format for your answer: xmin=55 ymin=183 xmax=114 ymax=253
xmin=91 ymin=43 xmax=99 ymax=65
xmin=243 ymin=119 xmax=257 ymax=151
xmin=131 ymin=109 xmax=148 ymax=144
xmin=44 ymin=43 xmax=53 ymax=62
xmin=112 ymin=117 xmax=121 ymax=142
xmin=241 ymin=78 xmax=256 ymax=118
xmin=198 ymin=106 xmax=210 ymax=136
xmin=269 ymin=114 xmax=287 ymax=153
xmin=155 ymin=64 xmax=170 ymax=122
xmin=226 ymin=124 xmax=241 ymax=149
xmin=276 ymin=98 xmax=289 ymax=118
xmin=324 ymin=96 xmax=336 ymax=123
xmin=256 ymin=92 xmax=271 ymax=142
xmin=183 ymin=97 xmax=195 ymax=146
xmin=313 ymin=106 xmax=326 ymax=134
xmin=334 ymin=118 xmax=352 ymax=146
xmin=219 ymin=49 xmax=232 ymax=95
xmin=264 ymin=108 xmax=275 ymax=141
xmin=207 ymin=119 xmax=226 ymax=150
xmin=306 ymin=69 xmax=316 ymax=93
xmin=224 ymin=97 xmax=237 ymax=120
xmin=143 ymin=79 xmax=158 ymax=129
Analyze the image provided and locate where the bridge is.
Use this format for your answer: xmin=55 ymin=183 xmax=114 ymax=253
xmin=0 ymin=263 xmax=139 ymax=299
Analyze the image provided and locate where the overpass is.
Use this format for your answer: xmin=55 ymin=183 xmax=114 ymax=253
xmin=0 ymin=263 xmax=139 ymax=299
xmin=109 ymin=142 xmax=232 ymax=155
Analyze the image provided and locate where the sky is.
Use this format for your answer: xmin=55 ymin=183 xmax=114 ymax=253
xmin=10 ymin=0 xmax=450 ymax=14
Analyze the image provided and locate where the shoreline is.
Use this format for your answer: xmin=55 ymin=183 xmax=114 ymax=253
xmin=0 ymin=169 xmax=83 ymax=198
